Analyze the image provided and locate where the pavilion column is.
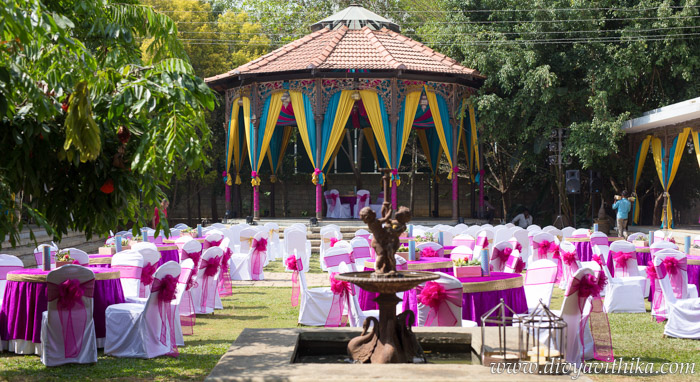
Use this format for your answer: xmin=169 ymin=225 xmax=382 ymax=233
xmin=252 ymin=87 xmax=260 ymax=221
xmin=390 ymin=78 xmax=398 ymax=211
xmin=451 ymin=86 xmax=459 ymax=220
xmin=479 ymin=142 xmax=485 ymax=219
xmin=662 ymin=129 xmax=670 ymax=228
xmin=315 ymin=79 xmax=324 ymax=220
xmin=225 ymin=179 xmax=231 ymax=219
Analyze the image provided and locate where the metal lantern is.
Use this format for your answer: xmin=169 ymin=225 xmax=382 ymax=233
xmin=480 ymin=298 xmax=523 ymax=366
xmin=280 ymin=91 xmax=291 ymax=107
xmin=351 ymin=90 xmax=361 ymax=101
xmin=419 ymin=94 xmax=428 ymax=111
xmin=521 ymin=300 xmax=567 ymax=372
xmin=237 ymin=98 xmax=244 ymax=106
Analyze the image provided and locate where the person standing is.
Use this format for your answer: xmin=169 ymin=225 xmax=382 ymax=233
xmin=511 ymin=208 xmax=533 ymax=228
xmin=612 ymin=190 xmax=631 ymax=238
xmin=153 ymin=198 xmax=169 ymax=229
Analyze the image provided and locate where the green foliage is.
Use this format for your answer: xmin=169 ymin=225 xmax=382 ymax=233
xmin=0 ymin=0 xmax=216 ymax=246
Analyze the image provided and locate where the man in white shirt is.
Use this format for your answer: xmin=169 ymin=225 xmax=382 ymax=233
xmin=511 ymin=209 xmax=532 ymax=228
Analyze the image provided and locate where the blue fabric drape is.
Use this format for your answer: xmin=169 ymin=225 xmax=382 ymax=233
xmin=436 ymin=94 xmax=454 ymax=164
xmin=250 ymin=96 xmax=272 ymax=168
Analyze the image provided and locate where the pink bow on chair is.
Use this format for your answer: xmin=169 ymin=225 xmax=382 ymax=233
xmin=611 ymin=251 xmax=633 ymax=276
xmin=561 ymin=251 xmax=577 ymax=266
xmin=656 ymin=257 xmax=688 ymax=299
xmin=139 ymin=263 xmax=158 ymax=298
xmin=326 ymin=273 xmax=354 ymax=327
xmin=199 ymin=255 xmax=221 ymax=312
xmin=286 ymin=255 xmax=303 ymax=307
xmin=251 ymin=237 xmax=267 ymax=280
xmin=647 ymin=261 xmax=666 ymax=322
xmin=329 ymin=237 xmax=339 ymax=247
xmin=47 ymin=278 xmax=95 ymax=359
xmin=418 ymin=281 xmax=462 ymax=326
xmin=218 ymin=248 xmax=233 ymax=297
xmin=534 ymin=240 xmax=551 ymax=259
xmin=328 ymin=192 xmax=338 ymax=207
xmin=183 ymin=250 xmax=202 ymax=291
xmin=152 ymin=274 xmax=179 ymax=357
xmin=566 ymin=273 xmax=613 ymax=363
xmin=421 ymin=247 xmax=438 ymax=257
xmin=493 ymin=247 xmax=512 ymax=263
xmin=359 ymin=194 xmax=368 ymax=203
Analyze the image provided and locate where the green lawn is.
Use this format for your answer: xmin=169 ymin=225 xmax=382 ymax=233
xmin=1 ymin=262 xmax=698 ymax=381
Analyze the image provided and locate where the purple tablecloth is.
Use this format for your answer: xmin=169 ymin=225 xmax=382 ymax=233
xmin=339 ymin=196 xmax=356 ymax=218
xmin=574 ymin=241 xmax=615 ymax=276
xmin=156 ymin=244 xmax=180 ymax=266
xmin=402 ymin=272 xmax=527 ymax=325
xmin=0 ymin=268 xmax=125 ymax=347
xmin=358 ymin=257 xmax=452 ymax=310
xmin=88 ymin=254 xmax=112 ymax=268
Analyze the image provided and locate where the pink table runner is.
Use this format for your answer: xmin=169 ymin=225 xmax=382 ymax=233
xmin=0 ymin=268 xmax=125 ymax=349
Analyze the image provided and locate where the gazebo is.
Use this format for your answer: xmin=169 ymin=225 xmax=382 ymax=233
xmin=622 ymin=97 xmax=700 ymax=228
xmin=206 ymin=5 xmax=485 ymax=220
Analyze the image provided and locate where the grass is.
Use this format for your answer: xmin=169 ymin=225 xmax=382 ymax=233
xmin=2 ymin=261 xmax=699 ymax=381
xmin=263 ymin=254 xmax=323 ymax=274
xmin=0 ymin=287 xmax=297 ymax=381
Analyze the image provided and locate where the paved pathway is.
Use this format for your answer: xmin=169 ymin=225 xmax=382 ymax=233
xmin=232 ymin=272 xmax=330 ymax=288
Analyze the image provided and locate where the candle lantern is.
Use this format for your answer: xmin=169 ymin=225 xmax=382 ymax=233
xmin=480 ymin=298 xmax=523 ymax=366
xmin=520 ymin=300 xmax=567 ymax=373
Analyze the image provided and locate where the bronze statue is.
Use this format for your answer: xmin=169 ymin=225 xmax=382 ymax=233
xmin=360 ymin=205 xmax=411 ymax=276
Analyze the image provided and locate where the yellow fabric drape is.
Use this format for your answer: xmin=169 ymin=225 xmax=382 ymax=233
xmin=226 ymin=99 xmax=240 ymax=186
xmin=325 ymin=131 xmax=346 ymax=172
xmin=650 ymin=128 xmax=691 ymax=227
xmin=360 ymin=90 xmax=392 ymax=169
xmin=632 ymin=136 xmax=651 ymax=224
xmin=363 ymin=127 xmax=381 ymax=167
xmin=234 ymin=97 xmax=251 ymax=185
xmin=254 ymin=93 xmax=283 ymax=182
xmin=426 ymin=88 xmax=454 ymax=179
xmin=667 ymin=128 xmax=690 ymax=188
xmin=289 ymin=91 xmax=321 ymax=185
xmin=651 ymin=137 xmax=664 ymax=186
xmin=321 ymin=91 xmax=355 ymax=171
xmin=468 ymin=104 xmax=479 ymax=172
xmin=693 ymin=130 xmax=700 ymax=168
xmin=416 ymin=129 xmax=443 ymax=173
xmin=399 ymin=91 xmax=421 ymax=164
xmin=266 ymin=125 xmax=293 ymax=177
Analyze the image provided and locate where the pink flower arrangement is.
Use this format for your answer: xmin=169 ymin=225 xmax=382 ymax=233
xmin=418 ymin=281 xmax=446 ymax=310
xmin=420 ymin=247 xmax=438 ymax=257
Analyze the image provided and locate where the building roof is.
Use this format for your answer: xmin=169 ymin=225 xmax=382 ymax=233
xmin=621 ymin=97 xmax=700 ymax=134
xmin=205 ymin=25 xmax=483 ymax=88
xmin=310 ymin=4 xmax=400 ymax=32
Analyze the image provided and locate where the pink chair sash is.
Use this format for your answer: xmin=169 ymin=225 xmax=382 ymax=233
xmin=329 ymin=237 xmax=339 ymax=247
xmin=112 ymin=265 xmax=142 ymax=279
xmin=326 ymin=193 xmax=338 ymax=208
xmin=560 ymin=251 xmax=580 ymax=282
xmin=357 ymin=193 xmax=369 ymax=208
xmin=285 ymin=256 xmax=303 ymax=307
xmin=152 ymin=274 xmax=179 ymax=357
xmin=417 ymin=281 xmax=462 ymax=326
xmin=352 ymin=247 xmax=372 ymax=260
xmin=590 ymin=236 xmax=609 ymax=246
xmin=139 ymin=263 xmax=157 ymax=298
xmin=505 ymin=255 xmax=525 ymax=273
xmin=647 ymin=263 xmax=666 ymax=322
xmin=47 ymin=278 xmax=95 ymax=358
xmin=565 ymin=274 xmax=613 ymax=363
xmin=475 ymin=236 xmax=489 ymax=248
xmin=251 ymin=238 xmax=267 ymax=280
xmin=325 ymin=273 xmax=354 ymax=327
xmin=0 ymin=265 xmax=24 ymax=279
xmin=218 ymin=248 xmax=233 ymax=297
xmin=453 ymin=238 xmax=475 ymax=250
xmin=177 ymin=266 xmax=196 ymax=335
xmin=611 ymin=251 xmax=634 ymax=277
xmin=182 ymin=249 xmax=202 ymax=291
xmin=524 ymin=266 xmax=558 ymax=285
xmin=324 ymin=251 xmax=354 ymax=268
xmin=655 ymin=257 xmax=688 ymax=300
xmin=532 ymin=240 xmax=551 ymax=260
xmin=199 ymin=256 xmax=221 ymax=312
xmin=493 ymin=247 xmax=512 ymax=264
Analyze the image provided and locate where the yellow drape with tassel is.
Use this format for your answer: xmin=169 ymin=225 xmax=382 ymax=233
xmin=632 ymin=136 xmax=651 ymax=224
xmin=321 ymin=91 xmax=355 ymax=171
xmin=360 ymin=90 xmax=392 ymax=169
xmin=399 ymin=91 xmax=421 ymax=164
xmin=426 ymin=87 xmax=455 ymax=179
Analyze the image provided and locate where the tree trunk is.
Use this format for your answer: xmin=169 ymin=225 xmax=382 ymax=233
xmin=409 ymin=134 xmax=416 ymax=212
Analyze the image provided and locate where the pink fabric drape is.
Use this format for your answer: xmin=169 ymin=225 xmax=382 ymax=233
xmin=286 ymin=256 xmax=303 ymax=306
xmin=152 ymin=274 xmax=179 ymax=357
xmin=325 ymin=273 xmax=354 ymax=327
xmin=565 ymin=273 xmax=613 ymax=363
xmin=251 ymin=238 xmax=267 ymax=280
xmin=218 ymin=248 xmax=233 ymax=297
xmin=47 ymin=278 xmax=95 ymax=359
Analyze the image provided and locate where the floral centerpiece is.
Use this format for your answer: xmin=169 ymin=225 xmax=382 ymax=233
xmin=632 ymin=234 xmax=648 ymax=248
xmin=56 ymin=250 xmax=74 ymax=267
xmin=100 ymin=237 xmax=131 ymax=255
xmin=396 ymin=245 xmax=420 ymax=261
xmin=181 ymin=227 xmax=197 ymax=237
xmin=453 ymin=257 xmax=482 ymax=278
xmin=415 ymin=232 xmax=436 ymax=243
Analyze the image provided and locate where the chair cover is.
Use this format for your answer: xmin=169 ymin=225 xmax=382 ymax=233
xmin=650 ymin=240 xmax=678 ymax=256
xmin=473 ymin=230 xmax=494 ymax=259
xmin=263 ymin=222 xmax=281 ymax=261
xmin=503 ymin=248 xmax=525 ymax=274
xmin=295 ymin=251 xmax=335 ymax=326
xmin=510 ymin=229 xmax=530 ymax=266
xmin=104 ymin=261 xmax=181 ymax=358
xmin=190 ymin=247 xmax=224 ymax=314
xmin=173 ymin=259 xmax=194 ymax=344
xmin=0 ymin=254 xmax=23 ymax=310
xmin=651 ymin=249 xmax=699 ymax=322
xmin=558 ymin=241 xmax=580 ymax=290
xmin=354 ymin=190 xmax=371 ymax=219
xmin=322 ymin=247 xmax=356 ymax=273
xmin=452 ymin=234 xmax=476 ymax=251
xmin=526 ymin=224 xmax=542 ymax=232
xmin=41 ymin=265 xmax=97 ymax=366
xmin=626 ymin=232 xmax=645 ymax=242
xmin=111 ymin=250 xmax=144 ymax=299
xmin=416 ymin=242 xmax=444 ymax=259
xmin=490 ymin=241 xmax=514 ymax=272
xmin=319 ymin=229 xmax=342 ymax=271
xmin=134 ymin=247 xmax=161 ymax=299
xmin=285 ymin=229 xmax=311 ymax=273
xmin=416 ymin=272 xmax=463 ymax=327
xmin=339 ymin=262 xmax=379 ymax=327
xmin=523 ymin=259 xmax=558 ymax=312
xmin=653 ymin=251 xmax=700 ymax=339
xmin=596 ymin=244 xmax=645 ymax=313
xmin=131 ymin=242 xmax=158 ymax=252
xmin=610 ymin=240 xmax=648 ymax=295
xmin=562 ymin=227 xmax=576 ymax=239
xmin=230 ymin=227 xmax=259 ymax=280
xmin=34 ymin=243 xmax=59 ymax=269
xmin=324 ymin=190 xmax=351 ymax=219
xmin=64 ymin=248 xmax=89 ymax=266
xmin=349 ymin=237 xmax=372 ymax=270
xmin=449 ymin=245 xmax=473 ymax=261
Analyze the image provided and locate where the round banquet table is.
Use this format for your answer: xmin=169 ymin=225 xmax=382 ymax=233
xmin=634 ymin=246 xmax=652 ymax=267
xmin=402 ymin=272 xmax=527 ymax=326
xmin=358 ymin=258 xmax=455 ymax=310
xmin=88 ymin=254 xmax=113 ymax=268
xmin=162 ymin=236 xmax=206 ymax=244
xmin=156 ymin=243 xmax=180 ymax=266
xmin=0 ymin=267 xmax=125 ymax=354
xmin=647 ymin=255 xmax=700 ymax=302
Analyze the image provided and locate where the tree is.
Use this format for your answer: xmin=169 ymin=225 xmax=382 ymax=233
xmin=418 ymin=0 xmax=700 ymax=223
xmin=0 ymin=0 xmax=216 ymax=247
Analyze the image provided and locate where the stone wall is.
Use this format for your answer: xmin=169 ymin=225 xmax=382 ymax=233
xmin=166 ymin=172 xmax=480 ymax=220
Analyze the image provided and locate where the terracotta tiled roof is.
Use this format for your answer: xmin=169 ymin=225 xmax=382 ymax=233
xmin=205 ymin=26 xmax=482 ymax=84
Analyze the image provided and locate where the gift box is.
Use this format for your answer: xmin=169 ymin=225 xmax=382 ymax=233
xmin=453 ymin=265 xmax=482 ymax=278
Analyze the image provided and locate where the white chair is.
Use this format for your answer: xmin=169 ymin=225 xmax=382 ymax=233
xmin=111 ymin=250 xmax=144 ymax=299
xmin=473 ymin=230 xmax=494 ymax=259
xmin=369 ymin=192 xmax=384 ymax=216
xmin=350 ymin=237 xmax=372 ymax=270
xmin=340 ymin=262 xmax=380 ymax=327
xmin=324 ymin=189 xmax=351 ymax=218
xmin=173 ymin=259 xmax=194 ymax=345
xmin=503 ymin=248 xmax=523 ymax=274
xmin=0 ymin=254 xmax=23 ymax=308
xmin=105 ymin=261 xmax=181 ymax=358
xmin=560 ymin=268 xmax=597 ymax=365
xmin=531 ymin=232 xmax=557 ymax=262
xmin=571 ymin=228 xmax=590 ymax=238
xmin=522 ymin=259 xmax=558 ymax=312
xmin=191 ymin=247 xmax=224 ymax=314
xmin=319 ymin=229 xmax=342 ymax=271
xmin=290 ymin=223 xmax=307 ymax=232
xmin=132 ymin=247 xmax=161 ymax=300
xmin=173 ymin=223 xmax=189 ymax=230
xmin=169 ymin=228 xmax=182 ymax=237
xmin=465 ymin=225 xmax=481 ymax=238
xmin=416 ymin=242 xmax=444 ymax=259
xmin=653 ymin=251 xmax=700 ymax=339
xmin=609 ymin=240 xmax=648 ymax=294
xmin=64 ymin=248 xmax=89 ymax=266
xmin=652 ymin=249 xmax=699 ymax=322
xmin=490 ymin=241 xmax=514 ymax=272
xmin=210 ymin=223 xmax=227 ymax=229
xmin=297 ymin=257 xmax=335 ymax=327
xmin=285 ymin=229 xmax=311 ymax=273
xmin=322 ymin=246 xmax=356 ymax=273
xmin=596 ymin=243 xmax=646 ymax=313
xmin=494 ymin=228 xmax=511 ymax=245
xmin=416 ymin=272 xmax=472 ymax=327
xmin=449 ymin=246 xmax=473 ymax=261
xmin=264 ymin=223 xmax=282 ymax=261
xmin=627 ymin=232 xmax=645 ymax=242
xmin=650 ymin=240 xmax=678 ymax=256
xmin=526 ymin=224 xmax=541 ymax=232
xmin=562 ymin=227 xmax=576 ymax=239
xmin=354 ymin=190 xmax=371 ymax=219
xmin=131 ymin=241 xmax=158 ymax=252
xmin=558 ymin=241 xmax=580 ymax=290
xmin=510 ymin=229 xmax=530 ymax=266
xmin=452 ymin=234 xmax=476 ymax=250
xmin=230 ymin=228 xmax=257 ymax=280
xmin=204 ymin=231 xmax=224 ymax=250
xmin=40 ymin=265 xmax=97 ymax=366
